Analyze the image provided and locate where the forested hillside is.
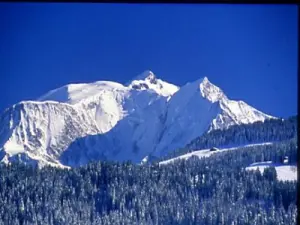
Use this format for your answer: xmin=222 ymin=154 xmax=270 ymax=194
xmin=161 ymin=116 xmax=297 ymax=161
xmin=0 ymin=137 xmax=297 ymax=225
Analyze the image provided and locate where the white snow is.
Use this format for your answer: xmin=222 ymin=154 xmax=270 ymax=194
xmin=152 ymin=77 xmax=273 ymax=157
xmin=246 ymin=161 xmax=297 ymax=181
xmin=199 ymin=77 xmax=226 ymax=102
xmin=38 ymin=81 xmax=128 ymax=105
xmin=0 ymin=70 xmax=277 ymax=167
xmin=3 ymin=141 xmax=25 ymax=155
xmin=127 ymin=70 xmax=179 ymax=97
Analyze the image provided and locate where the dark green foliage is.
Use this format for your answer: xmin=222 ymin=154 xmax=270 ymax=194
xmin=0 ymin=139 xmax=297 ymax=225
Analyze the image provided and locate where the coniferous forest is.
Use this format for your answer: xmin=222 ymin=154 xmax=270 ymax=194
xmin=162 ymin=116 xmax=297 ymax=161
xmin=0 ymin=116 xmax=297 ymax=225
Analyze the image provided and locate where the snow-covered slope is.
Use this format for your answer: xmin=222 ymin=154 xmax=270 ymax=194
xmin=127 ymin=70 xmax=179 ymax=98
xmin=151 ymin=77 xmax=274 ymax=157
xmin=159 ymin=142 xmax=273 ymax=165
xmin=246 ymin=161 xmax=297 ymax=181
xmin=0 ymin=70 xmax=275 ymax=167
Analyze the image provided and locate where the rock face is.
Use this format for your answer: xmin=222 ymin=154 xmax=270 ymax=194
xmin=0 ymin=71 xmax=274 ymax=167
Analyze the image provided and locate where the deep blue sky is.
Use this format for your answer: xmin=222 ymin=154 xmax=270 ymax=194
xmin=0 ymin=3 xmax=298 ymax=118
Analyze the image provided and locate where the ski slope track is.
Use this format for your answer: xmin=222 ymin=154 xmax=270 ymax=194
xmin=159 ymin=142 xmax=274 ymax=165
xmin=0 ymin=70 xmax=275 ymax=167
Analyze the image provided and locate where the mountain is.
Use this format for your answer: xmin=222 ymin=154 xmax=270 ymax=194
xmin=0 ymin=71 xmax=275 ymax=167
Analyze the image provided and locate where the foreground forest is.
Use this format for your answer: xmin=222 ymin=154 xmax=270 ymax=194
xmin=0 ymin=137 xmax=297 ymax=225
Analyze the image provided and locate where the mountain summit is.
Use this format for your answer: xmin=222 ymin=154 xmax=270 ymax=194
xmin=127 ymin=71 xmax=179 ymax=97
xmin=199 ymin=77 xmax=226 ymax=102
xmin=0 ymin=71 xmax=275 ymax=167
xmin=131 ymin=70 xmax=157 ymax=83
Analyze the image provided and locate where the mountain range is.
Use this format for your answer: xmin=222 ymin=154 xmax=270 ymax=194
xmin=0 ymin=71 xmax=275 ymax=167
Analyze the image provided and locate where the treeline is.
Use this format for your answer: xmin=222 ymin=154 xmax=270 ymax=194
xmin=161 ymin=116 xmax=297 ymax=161
xmin=0 ymin=138 xmax=297 ymax=225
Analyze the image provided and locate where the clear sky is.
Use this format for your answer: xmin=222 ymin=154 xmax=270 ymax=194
xmin=0 ymin=3 xmax=298 ymax=118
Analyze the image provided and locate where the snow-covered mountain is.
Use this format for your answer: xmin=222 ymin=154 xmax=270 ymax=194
xmin=0 ymin=71 xmax=275 ymax=167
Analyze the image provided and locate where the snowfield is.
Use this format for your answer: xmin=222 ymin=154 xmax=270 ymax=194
xmin=246 ymin=161 xmax=297 ymax=181
xmin=159 ymin=142 xmax=273 ymax=165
